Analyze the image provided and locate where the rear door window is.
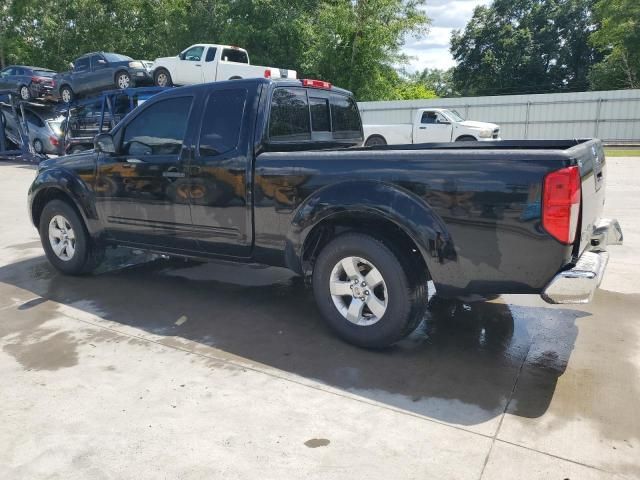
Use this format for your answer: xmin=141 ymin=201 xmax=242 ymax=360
xmin=269 ymin=88 xmax=310 ymax=142
xmin=205 ymin=48 xmax=217 ymax=62
xmin=198 ymin=88 xmax=247 ymax=156
xmin=330 ymin=94 xmax=362 ymax=139
xmin=309 ymin=97 xmax=330 ymax=132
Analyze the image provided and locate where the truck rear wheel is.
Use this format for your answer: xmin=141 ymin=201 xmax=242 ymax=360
xmin=38 ymin=199 xmax=104 ymax=275
xmin=312 ymin=233 xmax=427 ymax=348
xmin=365 ymin=135 xmax=387 ymax=147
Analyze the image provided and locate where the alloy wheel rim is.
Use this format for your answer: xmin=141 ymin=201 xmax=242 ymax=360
xmin=157 ymin=73 xmax=167 ymax=87
xmin=20 ymin=87 xmax=29 ymax=99
xmin=118 ymin=74 xmax=130 ymax=89
xmin=62 ymin=89 xmax=70 ymax=103
xmin=329 ymin=256 xmax=388 ymax=326
xmin=33 ymin=139 xmax=43 ymax=153
xmin=48 ymin=215 xmax=76 ymax=261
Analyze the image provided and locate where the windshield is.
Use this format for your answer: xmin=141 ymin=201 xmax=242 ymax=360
xmin=445 ymin=109 xmax=465 ymax=122
xmin=103 ymin=53 xmax=132 ymax=62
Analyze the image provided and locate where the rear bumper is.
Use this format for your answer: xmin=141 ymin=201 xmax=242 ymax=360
xmin=542 ymin=218 xmax=623 ymax=304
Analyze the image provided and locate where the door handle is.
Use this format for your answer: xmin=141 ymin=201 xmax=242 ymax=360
xmin=163 ymin=171 xmax=186 ymax=178
xmin=195 ymin=64 xmax=201 ymax=67
xmin=419 ymin=126 xmax=426 ymax=130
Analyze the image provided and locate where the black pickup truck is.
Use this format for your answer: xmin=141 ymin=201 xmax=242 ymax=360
xmin=28 ymin=78 xmax=623 ymax=348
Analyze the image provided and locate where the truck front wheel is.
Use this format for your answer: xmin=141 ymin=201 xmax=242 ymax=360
xmin=154 ymin=69 xmax=173 ymax=87
xmin=312 ymin=233 xmax=427 ymax=348
xmin=38 ymin=199 xmax=104 ymax=275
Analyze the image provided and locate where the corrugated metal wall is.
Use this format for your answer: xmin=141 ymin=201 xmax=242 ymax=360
xmin=358 ymin=89 xmax=640 ymax=142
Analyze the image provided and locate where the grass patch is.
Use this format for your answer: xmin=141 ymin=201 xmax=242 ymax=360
xmin=605 ymin=148 xmax=640 ymax=157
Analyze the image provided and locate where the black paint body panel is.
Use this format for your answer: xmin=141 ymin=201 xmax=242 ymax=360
xmin=28 ymin=79 xmax=606 ymax=297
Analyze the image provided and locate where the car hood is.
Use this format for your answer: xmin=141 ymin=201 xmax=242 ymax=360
xmin=458 ymin=120 xmax=499 ymax=130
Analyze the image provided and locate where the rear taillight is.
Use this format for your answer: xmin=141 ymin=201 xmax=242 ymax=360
xmin=302 ymin=79 xmax=332 ymax=89
xmin=50 ymin=136 xmax=59 ymax=146
xmin=264 ymin=69 xmax=272 ymax=78
xmin=542 ymin=166 xmax=581 ymax=244
xmin=31 ymin=76 xmax=40 ymax=83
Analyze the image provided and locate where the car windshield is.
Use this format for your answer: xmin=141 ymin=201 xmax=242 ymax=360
xmin=445 ymin=109 xmax=465 ymax=122
xmin=103 ymin=53 xmax=132 ymax=62
xmin=33 ymin=70 xmax=55 ymax=77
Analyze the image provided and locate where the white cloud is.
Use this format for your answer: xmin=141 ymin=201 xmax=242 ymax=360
xmin=402 ymin=0 xmax=492 ymax=72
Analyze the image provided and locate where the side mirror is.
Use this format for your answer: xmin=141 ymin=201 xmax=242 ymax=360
xmin=94 ymin=132 xmax=116 ymax=154
xmin=97 ymin=59 xmax=107 ymax=65
xmin=438 ymin=120 xmax=451 ymax=125
xmin=69 ymin=62 xmax=74 ymax=70
xmin=179 ymin=52 xmax=185 ymax=60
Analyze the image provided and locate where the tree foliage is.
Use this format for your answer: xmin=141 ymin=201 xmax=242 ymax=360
xmin=0 ymin=0 xmax=430 ymax=100
xmin=408 ymin=68 xmax=457 ymax=97
xmin=589 ymin=0 xmax=640 ymax=89
xmin=450 ymin=0 xmax=602 ymax=96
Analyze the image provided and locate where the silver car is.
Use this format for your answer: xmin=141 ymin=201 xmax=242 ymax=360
xmin=1 ymin=106 xmax=65 ymax=155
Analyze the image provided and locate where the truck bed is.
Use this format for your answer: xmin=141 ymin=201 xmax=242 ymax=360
xmin=254 ymin=139 xmax=606 ymax=296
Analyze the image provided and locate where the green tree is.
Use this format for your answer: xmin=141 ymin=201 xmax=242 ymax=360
xmin=450 ymin=0 xmax=601 ymax=96
xmin=409 ymin=68 xmax=457 ymax=97
xmin=302 ymin=0 xmax=430 ymax=100
xmin=589 ymin=0 xmax=640 ymax=89
xmin=391 ymin=80 xmax=437 ymax=100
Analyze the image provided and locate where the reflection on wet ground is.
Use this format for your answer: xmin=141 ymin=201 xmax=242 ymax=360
xmin=0 ymin=246 xmax=590 ymax=429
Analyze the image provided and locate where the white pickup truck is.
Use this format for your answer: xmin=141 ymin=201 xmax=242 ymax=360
xmin=151 ymin=44 xmax=297 ymax=87
xmin=363 ymin=108 xmax=500 ymax=146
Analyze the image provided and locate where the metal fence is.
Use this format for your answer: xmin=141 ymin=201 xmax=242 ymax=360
xmin=358 ymin=89 xmax=640 ymax=143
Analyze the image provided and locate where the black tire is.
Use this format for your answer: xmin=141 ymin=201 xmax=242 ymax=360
xmin=312 ymin=233 xmax=428 ymax=348
xmin=365 ymin=135 xmax=387 ymax=147
xmin=33 ymin=138 xmax=44 ymax=154
xmin=38 ymin=199 xmax=104 ymax=275
xmin=115 ymin=71 xmax=132 ymax=89
xmin=455 ymin=135 xmax=476 ymax=142
xmin=19 ymin=85 xmax=31 ymax=101
xmin=60 ymin=85 xmax=74 ymax=104
xmin=154 ymin=68 xmax=173 ymax=87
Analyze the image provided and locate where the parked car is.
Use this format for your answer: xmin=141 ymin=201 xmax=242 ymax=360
xmin=29 ymin=78 xmax=622 ymax=348
xmin=54 ymin=52 xmax=153 ymax=103
xmin=1 ymin=104 xmax=64 ymax=154
xmin=0 ymin=65 xmax=57 ymax=101
xmin=151 ymin=44 xmax=297 ymax=87
xmin=363 ymin=108 xmax=500 ymax=146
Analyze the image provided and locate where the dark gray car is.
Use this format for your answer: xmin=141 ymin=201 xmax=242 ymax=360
xmin=0 ymin=65 xmax=57 ymax=101
xmin=54 ymin=52 xmax=152 ymax=103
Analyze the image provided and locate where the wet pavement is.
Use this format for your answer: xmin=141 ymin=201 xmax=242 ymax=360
xmin=0 ymin=158 xmax=638 ymax=479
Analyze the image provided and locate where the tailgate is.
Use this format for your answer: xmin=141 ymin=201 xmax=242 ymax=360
xmin=568 ymin=139 xmax=606 ymax=255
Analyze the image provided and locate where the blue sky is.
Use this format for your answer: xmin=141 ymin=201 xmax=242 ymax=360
xmin=402 ymin=0 xmax=491 ymax=72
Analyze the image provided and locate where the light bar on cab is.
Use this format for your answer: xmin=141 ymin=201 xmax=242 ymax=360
xmin=301 ymin=79 xmax=332 ymax=89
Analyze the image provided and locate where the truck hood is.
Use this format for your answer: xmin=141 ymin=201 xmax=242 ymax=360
xmin=458 ymin=120 xmax=499 ymax=130
xmin=152 ymin=56 xmax=177 ymax=67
